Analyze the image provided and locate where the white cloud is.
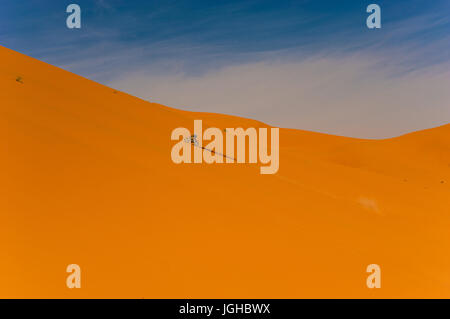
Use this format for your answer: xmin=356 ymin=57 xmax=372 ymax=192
xmin=107 ymin=54 xmax=450 ymax=139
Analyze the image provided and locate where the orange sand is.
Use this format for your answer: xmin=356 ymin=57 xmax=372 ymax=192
xmin=1 ymin=45 xmax=449 ymax=298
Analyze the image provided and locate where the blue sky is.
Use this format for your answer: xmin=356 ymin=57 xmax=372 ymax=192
xmin=2 ymin=0 xmax=449 ymax=78
xmin=1 ymin=0 xmax=450 ymax=137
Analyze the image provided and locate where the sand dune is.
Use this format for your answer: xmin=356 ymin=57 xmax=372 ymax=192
xmin=1 ymin=45 xmax=449 ymax=298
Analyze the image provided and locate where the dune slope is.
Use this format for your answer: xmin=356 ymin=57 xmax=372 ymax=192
xmin=1 ymin=45 xmax=449 ymax=298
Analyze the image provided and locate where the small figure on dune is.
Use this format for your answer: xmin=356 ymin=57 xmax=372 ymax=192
xmin=184 ymin=134 xmax=199 ymax=146
xmin=16 ymin=76 xmax=23 ymax=84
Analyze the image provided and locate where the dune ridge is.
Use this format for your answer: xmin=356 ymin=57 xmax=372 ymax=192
xmin=1 ymin=45 xmax=449 ymax=298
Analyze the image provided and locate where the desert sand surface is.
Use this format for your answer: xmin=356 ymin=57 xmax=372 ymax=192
xmin=1 ymin=45 xmax=449 ymax=298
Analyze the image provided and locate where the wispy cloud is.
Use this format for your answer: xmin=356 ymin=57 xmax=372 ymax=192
xmin=108 ymin=53 xmax=450 ymax=139
xmin=2 ymin=0 xmax=449 ymax=138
